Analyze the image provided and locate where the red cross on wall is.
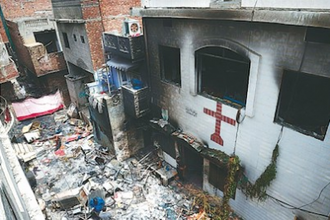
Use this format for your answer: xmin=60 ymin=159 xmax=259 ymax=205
xmin=203 ymin=102 xmax=236 ymax=146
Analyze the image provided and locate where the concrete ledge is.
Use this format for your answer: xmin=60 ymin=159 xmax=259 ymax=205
xmin=131 ymin=7 xmax=330 ymax=28
xmin=0 ymin=134 xmax=44 ymax=220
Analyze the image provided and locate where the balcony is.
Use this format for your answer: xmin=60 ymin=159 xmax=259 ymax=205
xmin=26 ymin=42 xmax=67 ymax=77
xmin=103 ymin=33 xmax=145 ymax=61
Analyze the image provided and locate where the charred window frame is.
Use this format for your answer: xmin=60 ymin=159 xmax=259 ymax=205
xmin=62 ymin=32 xmax=70 ymax=48
xmin=209 ymin=162 xmax=236 ymax=198
xmin=159 ymin=45 xmax=181 ymax=86
xmin=196 ymin=47 xmax=250 ymax=108
xmin=275 ymin=70 xmax=330 ymax=140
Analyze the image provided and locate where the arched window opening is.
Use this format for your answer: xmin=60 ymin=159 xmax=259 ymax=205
xmin=196 ymin=47 xmax=251 ymax=107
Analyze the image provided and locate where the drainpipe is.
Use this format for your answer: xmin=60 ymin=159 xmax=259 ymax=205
xmin=0 ymin=4 xmax=15 ymax=53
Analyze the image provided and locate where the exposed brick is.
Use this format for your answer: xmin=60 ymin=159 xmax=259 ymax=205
xmin=78 ymin=0 xmax=142 ymax=70
xmin=0 ymin=0 xmax=52 ymax=20
xmin=100 ymin=0 xmax=142 ymax=33
xmin=6 ymin=20 xmax=35 ymax=72
xmin=26 ymin=43 xmax=67 ymax=77
xmin=0 ymin=61 xmax=19 ymax=83
xmin=39 ymin=70 xmax=71 ymax=107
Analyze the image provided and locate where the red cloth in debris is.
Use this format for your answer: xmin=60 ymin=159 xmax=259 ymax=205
xmin=55 ymin=149 xmax=65 ymax=156
xmin=12 ymin=90 xmax=64 ymax=121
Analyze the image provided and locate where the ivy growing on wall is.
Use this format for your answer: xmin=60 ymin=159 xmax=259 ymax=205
xmin=240 ymin=144 xmax=280 ymax=201
xmin=219 ymin=155 xmax=240 ymax=220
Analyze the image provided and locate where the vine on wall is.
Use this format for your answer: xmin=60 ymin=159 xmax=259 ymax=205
xmin=219 ymin=155 xmax=240 ymax=220
xmin=240 ymin=144 xmax=280 ymax=201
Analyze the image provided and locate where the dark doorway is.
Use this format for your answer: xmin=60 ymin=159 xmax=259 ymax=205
xmin=178 ymin=140 xmax=203 ymax=188
xmin=34 ymin=30 xmax=59 ymax=53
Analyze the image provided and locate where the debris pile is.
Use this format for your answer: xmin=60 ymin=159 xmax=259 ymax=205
xmin=9 ymin=108 xmax=243 ymax=220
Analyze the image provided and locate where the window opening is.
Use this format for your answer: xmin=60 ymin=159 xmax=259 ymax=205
xmin=73 ymin=34 xmax=77 ymax=42
xmin=62 ymin=32 xmax=70 ymax=48
xmin=159 ymin=45 xmax=181 ymax=86
xmin=196 ymin=47 xmax=250 ymax=107
xmin=34 ymin=30 xmax=59 ymax=53
xmin=81 ymin=36 xmax=85 ymax=44
xmin=121 ymin=71 xmax=128 ymax=83
xmin=305 ymin=27 xmax=330 ymax=44
xmin=275 ymin=70 xmax=330 ymax=139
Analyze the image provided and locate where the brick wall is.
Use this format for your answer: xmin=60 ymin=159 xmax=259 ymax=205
xmin=0 ymin=0 xmax=52 ymax=20
xmin=6 ymin=20 xmax=35 ymax=73
xmin=39 ymin=70 xmax=71 ymax=107
xmin=0 ymin=21 xmax=8 ymax=43
xmin=26 ymin=43 xmax=67 ymax=77
xmin=79 ymin=0 xmax=142 ymax=71
xmin=100 ymin=0 xmax=142 ymax=33
xmin=0 ymin=61 xmax=19 ymax=83
xmin=81 ymin=1 xmax=105 ymax=71
xmin=0 ymin=0 xmax=53 ymax=42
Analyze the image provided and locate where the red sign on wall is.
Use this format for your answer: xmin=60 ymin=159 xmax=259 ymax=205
xmin=204 ymin=102 xmax=236 ymax=146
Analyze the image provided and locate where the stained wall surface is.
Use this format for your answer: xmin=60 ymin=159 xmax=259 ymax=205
xmin=144 ymin=18 xmax=330 ymax=220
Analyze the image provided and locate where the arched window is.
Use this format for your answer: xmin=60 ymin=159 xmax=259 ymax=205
xmin=196 ymin=47 xmax=251 ymax=107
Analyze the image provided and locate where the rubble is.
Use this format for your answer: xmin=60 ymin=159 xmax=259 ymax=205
xmin=8 ymin=108 xmax=243 ymax=220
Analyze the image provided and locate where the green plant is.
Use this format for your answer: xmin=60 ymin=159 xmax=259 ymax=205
xmin=186 ymin=184 xmax=222 ymax=217
xmin=220 ymin=155 xmax=240 ymax=220
xmin=242 ymin=144 xmax=279 ymax=201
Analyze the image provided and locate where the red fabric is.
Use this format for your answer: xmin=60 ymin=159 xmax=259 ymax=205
xmin=55 ymin=149 xmax=65 ymax=156
xmin=12 ymin=91 xmax=64 ymax=121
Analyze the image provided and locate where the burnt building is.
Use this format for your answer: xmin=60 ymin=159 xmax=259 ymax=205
xmin=132 ymin=1 xmax=330 ymax=219
xmin=0 ymin=0 xmax=69 ymax=104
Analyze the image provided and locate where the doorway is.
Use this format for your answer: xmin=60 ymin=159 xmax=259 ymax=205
xmin=178 ymin=140 xmax=204 ymax=188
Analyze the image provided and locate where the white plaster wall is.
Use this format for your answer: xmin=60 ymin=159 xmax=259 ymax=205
xmin=17 ymin=18 xmax=56 ymax=44
xmin=145 ymin=18 xmax=330 ymax=220
xmin=242 ymin=0 xmax=330 ymax=9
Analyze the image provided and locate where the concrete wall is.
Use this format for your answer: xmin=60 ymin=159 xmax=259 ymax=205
xmin=0 ymin=133 xmax=44 ymax=219
xmin=57 ymin=23 xmax=94 ymax=73
xmin=140 ymin=0 xmax=330 ymax=9
xmin=53 ymin=0 xmax=142 ymax=72
xmin=16 ymin=18 xmax=56 ymax=44
xmin=144 ymin=18 xmax=330 ymax=220
xmin=141 ymin=0 xmax=211 ymax=8
xmin=51 ymin=0 xmax=83 ymax=20
xmin=242 ymin=0 xmax=330 ymax=9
